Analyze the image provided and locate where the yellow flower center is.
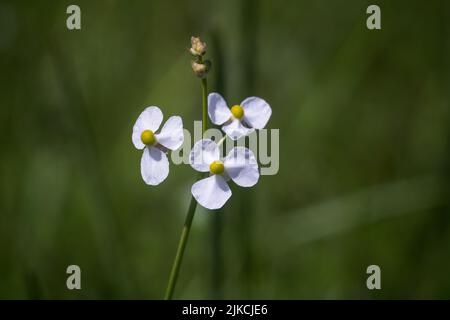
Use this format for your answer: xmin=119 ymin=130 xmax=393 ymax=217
xmin=230 ymin=105 xmax=244 ymax=119
xmin=141 ymin=130 xmax=157 ymax=146
xmin=209 ymin=160 xmax=225 ymax=175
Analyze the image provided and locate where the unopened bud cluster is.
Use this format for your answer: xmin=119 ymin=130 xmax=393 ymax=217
xmin=190 ymin=36 xmax=207 ymax=56
xmin=189 ymin=36 xmax=211 ymax=78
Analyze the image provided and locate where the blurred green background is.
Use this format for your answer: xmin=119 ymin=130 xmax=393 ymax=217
xmin=1 ymin=0 xmax=449 ymax=299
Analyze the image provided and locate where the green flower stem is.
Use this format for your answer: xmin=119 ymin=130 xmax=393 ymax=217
xmin=197 ymin=54 xmax=208 ymax=133
xmin=164 ymin=68 xmax=208 ymax=300
xmin=164 ymin=189 xmax=198 ymax=300
xmin=202 ymin=78 xmax=208 ymax=133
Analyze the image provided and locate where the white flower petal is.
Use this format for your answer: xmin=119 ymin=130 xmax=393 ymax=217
xmin=191 ymin=175 xmax=232 ymax=210
xmin=189 ymin=139 xmax=220 ymax=172
xmin=223 ymin=147 xmax=259 ymax=187
xmin=155 ymin=116 xmax=184 ymax=151
xmin=222 ymin=119 xmax=254 ymax=140
xmin=140 ymin=147 xmax=169 ymax=185
xmin=208 ymin=92 xmax=231 ymax=125
xmin=241 ymin=97 xmax=272 ymax=129
xmin=132 ymin=133 xmax=146 ymax=150
xmin=132 ymin=106 xmax=164 ymax=149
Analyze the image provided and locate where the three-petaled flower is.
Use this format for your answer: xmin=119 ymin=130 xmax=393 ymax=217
xmin=189 ymin=139 xmax=259 ymax=209
xmin=132 ymin=106 xmax=184 ymax=185
xmin=208 ymin=92 xmax=272 ymax=140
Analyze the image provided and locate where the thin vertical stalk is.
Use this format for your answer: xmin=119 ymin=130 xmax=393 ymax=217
xmin=202 ymin=78 xmax=208 ymax=133
xmin=164 ymin=195 xmax=198 ymax=300
xmin=199 ymin=54 xmax=208 ymax=134
xmin=164 ymin=70 xmax=208 ymax=300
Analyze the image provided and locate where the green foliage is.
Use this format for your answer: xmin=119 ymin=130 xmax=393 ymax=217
xmin=0 ymin=0 xmax=449 ymax=299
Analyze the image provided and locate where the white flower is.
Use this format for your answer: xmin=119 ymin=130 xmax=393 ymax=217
xmin=189 ymin=139 xmax=259 ymax=209
xmin=208 ymin=92 xmax=272 ymax=140
xmin=132 ymin=106 xmax=184 ymax=185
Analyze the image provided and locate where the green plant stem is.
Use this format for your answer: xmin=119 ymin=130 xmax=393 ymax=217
xmin=202 ymin=78 xmax=208 ymax=133
xmin=197 ymin=55 xmax=208 ymax=133
xmin=164 ymin=68 xmax=208 ymax=300
xmin=164 ymin=193 xmax=198 ymax=300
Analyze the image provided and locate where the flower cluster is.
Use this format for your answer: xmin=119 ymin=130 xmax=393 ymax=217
xmin=189 ymin=93 xmax=272 ymax=209
xmin=132 ymin=94 xmax=271 ymax=209
xmin=132 ymin=37 xmax=272 ymax=210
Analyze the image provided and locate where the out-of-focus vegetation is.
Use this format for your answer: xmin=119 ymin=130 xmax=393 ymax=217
xmin=0 ymin=0 xmax=449 ymax=299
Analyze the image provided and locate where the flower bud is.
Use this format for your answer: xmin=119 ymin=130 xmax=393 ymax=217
xmin=191 ymin=60 xmax=211 ymax=78
xmin=190 ymin=36 xmax=207 ymax=56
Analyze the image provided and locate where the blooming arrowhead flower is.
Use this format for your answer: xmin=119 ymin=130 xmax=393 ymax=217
xmin=132 ymin=106 xmax=184 ymax=185
xmin=189 ymin=139 xmax=259 ymax=209
xmin=208 ymin=92 xmax=272 ymax=140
